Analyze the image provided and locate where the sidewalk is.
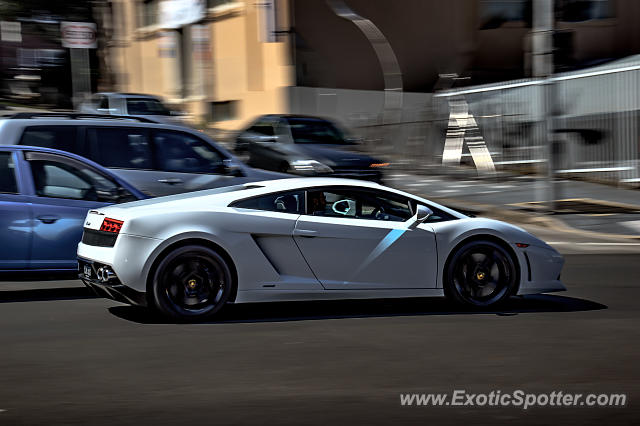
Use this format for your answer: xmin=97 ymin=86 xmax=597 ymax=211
xmin=385 ymin=170 xmax=640 ymax=240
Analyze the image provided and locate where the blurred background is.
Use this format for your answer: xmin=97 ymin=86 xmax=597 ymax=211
xmin=1 ymin=0 xmax=640 ymax=216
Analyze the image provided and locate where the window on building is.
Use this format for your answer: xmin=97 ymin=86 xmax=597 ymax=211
xmin=207 ymin=0 xmax=233 ymax=8
xmin=140 ymin=0 xmax=159 ymax=27
xmin=210 ymin=101 xmax=238 ymax=122
xmin=479 ymin=0 xmax=531 ymax=29
xmin=557 ymin=0 xmax=613 ymax=22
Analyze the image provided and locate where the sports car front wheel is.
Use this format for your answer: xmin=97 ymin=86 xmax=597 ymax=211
xmin=151 ymin=245 xmax=232 ymax=321
xmin=444 ymin=240 xmax=518 ymax=307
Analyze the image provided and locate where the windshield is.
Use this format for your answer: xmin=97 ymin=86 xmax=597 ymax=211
xmin=287 ymin=118 xmax=350 ymax=144
xmin=126 ymin=98 xmax=171 ymax=115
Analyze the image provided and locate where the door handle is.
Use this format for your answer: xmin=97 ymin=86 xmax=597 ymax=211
xmin=36 ymin=215 xmax=60 ymax=224
xmin=294 ymin=229 xmax=317 ymax=238
xmin=158 ymin=178 xmax=184 ymax=185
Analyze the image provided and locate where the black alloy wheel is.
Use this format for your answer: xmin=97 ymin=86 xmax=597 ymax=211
xmin=151 ymin=245 xmax=232 ymax=320
xmin=445 ymin=240 xmax=517 ymax=307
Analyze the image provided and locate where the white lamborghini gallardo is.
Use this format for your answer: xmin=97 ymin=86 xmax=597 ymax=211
xmin=77 ymin=178 xmax=564 ymax=320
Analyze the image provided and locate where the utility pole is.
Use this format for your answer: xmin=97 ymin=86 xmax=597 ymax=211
xmin=532 ymin=0 xmax=556 ymax=212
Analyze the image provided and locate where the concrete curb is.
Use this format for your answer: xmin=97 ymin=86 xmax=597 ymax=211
xmin=429 ymin=196 xmax=640 ymax=242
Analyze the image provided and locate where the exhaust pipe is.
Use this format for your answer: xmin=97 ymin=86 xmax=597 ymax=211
xmin=96 ymin=266 xmax=116 ymax=283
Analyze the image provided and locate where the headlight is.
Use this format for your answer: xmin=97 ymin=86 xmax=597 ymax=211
xmin=290 ymin=160 xmax=333 ymax=174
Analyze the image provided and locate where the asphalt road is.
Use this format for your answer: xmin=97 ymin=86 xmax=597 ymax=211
xmin=1 ymin=253 xmax=639 ymax=426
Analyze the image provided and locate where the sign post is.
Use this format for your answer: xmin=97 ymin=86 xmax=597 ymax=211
xmin=61 ymin=22 xmax=97 ymax=108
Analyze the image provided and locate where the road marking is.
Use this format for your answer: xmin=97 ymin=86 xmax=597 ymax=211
xmin=477 ymin=190 xmax=498 ymax=194
xmin=435 ymin=189 xmax=460 ymax=193
xmin=0 ymin=409 xmax=6 ymax=413
xmin=488 ymin=185 xmax=515 ymax=189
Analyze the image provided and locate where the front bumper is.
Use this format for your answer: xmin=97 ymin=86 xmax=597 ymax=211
xmin=78 ymin=257 xmax=147 ymax=306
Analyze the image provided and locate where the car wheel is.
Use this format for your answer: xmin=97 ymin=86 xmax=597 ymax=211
xmin=444 ymin=240 xmax=517 ymax=307
xmin=151 ymin=245 xmax=232 ymax=321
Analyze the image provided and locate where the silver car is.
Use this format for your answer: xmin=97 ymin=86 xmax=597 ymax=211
xmin=78 ymin=177 xmax=565 ymax=321
xmin=78 ymin=93 xmax=188 ymax=125
xmin=0 ymin=113 xmax=284 ymax=197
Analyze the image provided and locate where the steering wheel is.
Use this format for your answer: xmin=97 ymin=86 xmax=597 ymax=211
xmin=372 ymin=205 xmax=386 ymax=219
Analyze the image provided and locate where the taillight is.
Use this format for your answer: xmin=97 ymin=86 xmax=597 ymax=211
xmin=100 ymin=218 xmax=124 ymax=234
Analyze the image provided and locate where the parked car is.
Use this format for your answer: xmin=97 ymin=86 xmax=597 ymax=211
xmin=78 ymin=177 xmax=565 ymax=321
xmin=236 ymin=115 xmax=388 ymax=182
xmin=0 ymin=145 xmax=145 ymax=272
xmin=78 ymin=92 xmax=189 ymax=125
xmin=0 ymin=113 xmax=286 ymax=197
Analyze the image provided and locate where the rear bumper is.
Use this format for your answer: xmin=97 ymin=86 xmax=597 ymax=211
xmin=81 ymin=276 xmax=148 ymax=307
xmin=78 ymin=257 xmax=147 ymax=307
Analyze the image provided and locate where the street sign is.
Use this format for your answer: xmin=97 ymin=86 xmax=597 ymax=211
xmin=0 ymin=21 xmax=21 ymax=42
xmin=61 ymin=22 xmax=97 ymax=49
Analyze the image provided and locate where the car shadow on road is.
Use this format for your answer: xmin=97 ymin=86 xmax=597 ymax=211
xmin=107 ymin=294 xmax=607 ymax=325
xmin=0 ymin=286 xmax=97 ymax=303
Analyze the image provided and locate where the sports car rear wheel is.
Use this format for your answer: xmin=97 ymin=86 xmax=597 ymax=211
xmin=445 ymin=240 xmax=517 ymax=307
xmin=151 ymin=245 xmax=232 ymax=321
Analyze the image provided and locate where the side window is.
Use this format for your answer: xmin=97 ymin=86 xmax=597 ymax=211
xmin=0 ymin=152 xmax=18 ymax=194
xmin=306 ymin=189 xmax=413 ymax=222
xmin=27 ymin=154 xmax=135 ymax=203
xmin=231 ymin=191 xmax=305 ymax=214
xmin=88 ymin=127 xmax=152 ymax=169
xmin=20 ymin=126 xmax=77 ymax=153
xmin=153 ymin=131 xmax=224 ymax=173
xmin=248 ymin=121 xmax=275 ymax=136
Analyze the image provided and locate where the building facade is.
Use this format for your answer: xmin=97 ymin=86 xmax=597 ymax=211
xmin=107 ymin=0 xmax=294 ymax=129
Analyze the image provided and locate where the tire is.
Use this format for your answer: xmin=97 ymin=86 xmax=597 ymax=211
xmin=444 ymin=240 xmax=518 ymax=307
xmin=150 ymin=245 xmax=233 ymax=321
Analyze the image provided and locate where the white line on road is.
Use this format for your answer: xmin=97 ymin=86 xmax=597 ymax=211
xmin=435 ymin=189 xmax=460 ymax=193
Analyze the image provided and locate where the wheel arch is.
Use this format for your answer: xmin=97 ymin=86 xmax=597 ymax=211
xmin=442 ymin=233 xmax=521 ymax=295
xmin=145 ymin=237 xmax=239 ymax=304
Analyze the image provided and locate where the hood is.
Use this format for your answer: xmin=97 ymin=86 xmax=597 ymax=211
xmin=293 ymin=144 xmax=379 ymax=168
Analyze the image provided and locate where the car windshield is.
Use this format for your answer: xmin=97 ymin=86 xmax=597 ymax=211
xmin=126 ymin=98 xmax=171 ymax=115
xmin=287 ymin=118 xmax=350 ymax=144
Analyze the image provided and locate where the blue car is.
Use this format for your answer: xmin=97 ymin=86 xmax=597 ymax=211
xmin=0 ymin=145 xmax=145 ymax=272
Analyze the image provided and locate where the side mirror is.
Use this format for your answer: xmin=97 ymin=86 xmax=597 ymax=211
xmin=415 ymin=204 xmax=433 ymax=224
xmin=222 ymin=159 xmax=244 ymax=177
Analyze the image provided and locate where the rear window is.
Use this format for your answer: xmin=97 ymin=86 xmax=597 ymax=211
xmin=20 ymin=126 xmax=77 ymax=153
xmin=126 ymin=98 xmax=170 ymax=116
xmin=0 ymin=152 xmax=18 ymax=194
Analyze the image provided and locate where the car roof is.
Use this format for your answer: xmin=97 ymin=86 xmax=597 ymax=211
xmin=0 ymin=116 xmax=200 ymax=131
